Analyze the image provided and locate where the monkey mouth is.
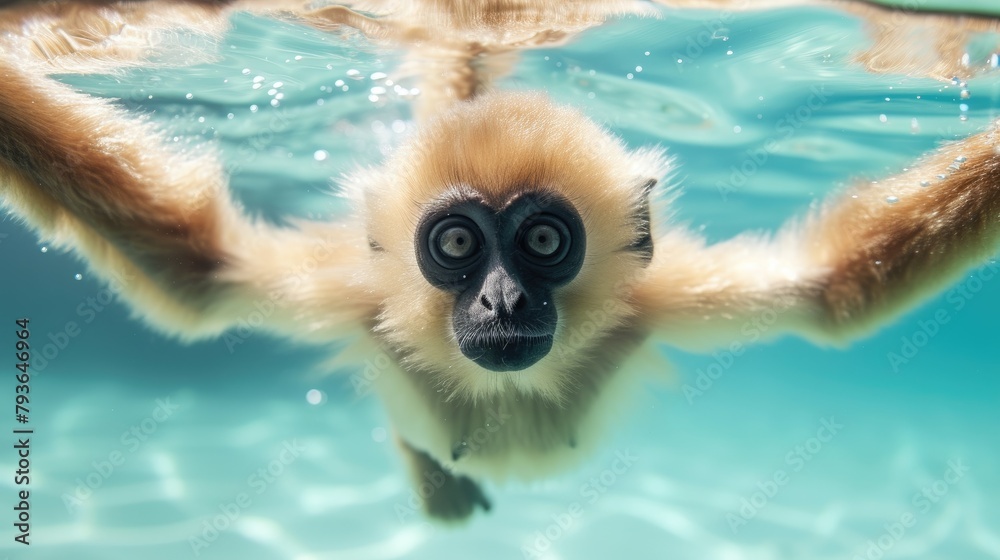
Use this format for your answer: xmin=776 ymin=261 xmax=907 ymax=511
xmin=461 ymin=332 xmax=554 ymax=372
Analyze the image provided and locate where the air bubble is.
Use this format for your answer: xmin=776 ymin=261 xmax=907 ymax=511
xmin=241 ymin=68 xmax=251 ymax=75
xmin=227 ymin=113 xmax=234 ymax=120
xmin=886 ymin=196 xmax=899 ymax=204
xmin=879 ymin=114 xmax=888 ymax=123
xmin=314 ymin=150 xmax=328 ymax=161
xmin=40 ymin=246 xmax=47 ymax=253
xmin=270 ymin=99 xmax=280 ymax=107
xmin=955 ymin=156 xmax=968 ymax=163
xmin=961 ymin=89 xmax=970 ymax=99
xmin=919 ymin=181 xmax=930 ymax=187
xmin=306 ymin=389 xmax=324 ymax=405
xmin=253 ymin=76 xmax=265 ymax=83
xmin=185 ymin=93 xmax=193 ymax=100
xmin=626 ymin=73 xmax=634 ymax=79
xmin=273 ymin=81 xmax=284 ymax=88
xmin=74 ymin=273 xmax=83 ymax=280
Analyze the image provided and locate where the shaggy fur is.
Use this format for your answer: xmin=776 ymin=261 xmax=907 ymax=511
xmin=2 ymin=0 xmax=999 ymax=519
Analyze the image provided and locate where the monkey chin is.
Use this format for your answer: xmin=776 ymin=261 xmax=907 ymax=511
xmin=461 ymin=333 xmax=554 ymax=372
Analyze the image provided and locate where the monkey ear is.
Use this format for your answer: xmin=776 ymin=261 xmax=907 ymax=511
xmin=629 ymin=178 xmax=656 ymax=265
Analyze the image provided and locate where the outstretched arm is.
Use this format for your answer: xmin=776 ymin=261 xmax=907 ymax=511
xmin=634 ymin=122 xmax=1000 ymax=349
xmin=0 ymin=57 xmax=373 ymax=341
xmin=805 ymin=123 xmax=1000 ymax=336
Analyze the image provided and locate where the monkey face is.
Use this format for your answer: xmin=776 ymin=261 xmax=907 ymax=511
xmin=414 ymin=192 xmax=586 ymax=371
xmin=355 ymin=92 xmax=667 ymax=399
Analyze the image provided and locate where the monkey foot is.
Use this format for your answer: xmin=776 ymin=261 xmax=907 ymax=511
xmin=400 ymin=440 xmax=492 ymax=521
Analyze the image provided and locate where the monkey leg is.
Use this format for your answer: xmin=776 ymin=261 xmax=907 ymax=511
xmin=398 ymin=439 xmax=491 ymax=521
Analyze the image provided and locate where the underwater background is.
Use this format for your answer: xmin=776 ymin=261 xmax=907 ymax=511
xmin=1 ymin=3 xmax=999 ymax=560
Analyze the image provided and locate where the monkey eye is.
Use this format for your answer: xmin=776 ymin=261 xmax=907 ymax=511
xmin=428 ymin=216 xmax=482 ymax=269
xmin=524 ymin=224 xmax=560 ymax=257
xmin=439 ymin=226 xmax=476 ymax=259
xmin=518 ymin=215 xmax=572 ymax=265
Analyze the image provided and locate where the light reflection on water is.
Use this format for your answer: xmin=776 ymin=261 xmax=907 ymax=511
xmin=2 ymin=5 xmax=999 ymax=560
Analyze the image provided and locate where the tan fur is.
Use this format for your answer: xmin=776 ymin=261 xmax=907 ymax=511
xmin=2 ymin=0 xmax=1000 ymax=518
xmin=847 ymin=3 xmax=999 ymax=79
xmin=0 ymin=1 xmax=233 ymax=73
xmin=0 ymin=55 xmax=375 ymax=341
xmin=352 ymin=92 xmax=662 ymax=402
xmin=809 ymin=125 xmax=1000 ymax=336
xmin=3 ymin=0 xmax=993 ymax=116
xmin=633 ymin=124 xmax=1000 ymax=350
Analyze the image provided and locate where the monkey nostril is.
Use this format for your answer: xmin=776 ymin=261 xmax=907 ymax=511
xmin=480 ymin=294 xmax=494 ymax=311
xmin=512 ymin=293 xmax=527 ymax=311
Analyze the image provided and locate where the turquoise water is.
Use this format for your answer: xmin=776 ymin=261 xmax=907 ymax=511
xmin=875 ymin=0 xmax=1000 ymax=15
xmin=2 ymin=5 xmax=1000 ymax=560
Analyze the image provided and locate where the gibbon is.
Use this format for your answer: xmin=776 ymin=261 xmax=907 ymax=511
xmin=1 ymin=0 xmax=999 ymax=520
